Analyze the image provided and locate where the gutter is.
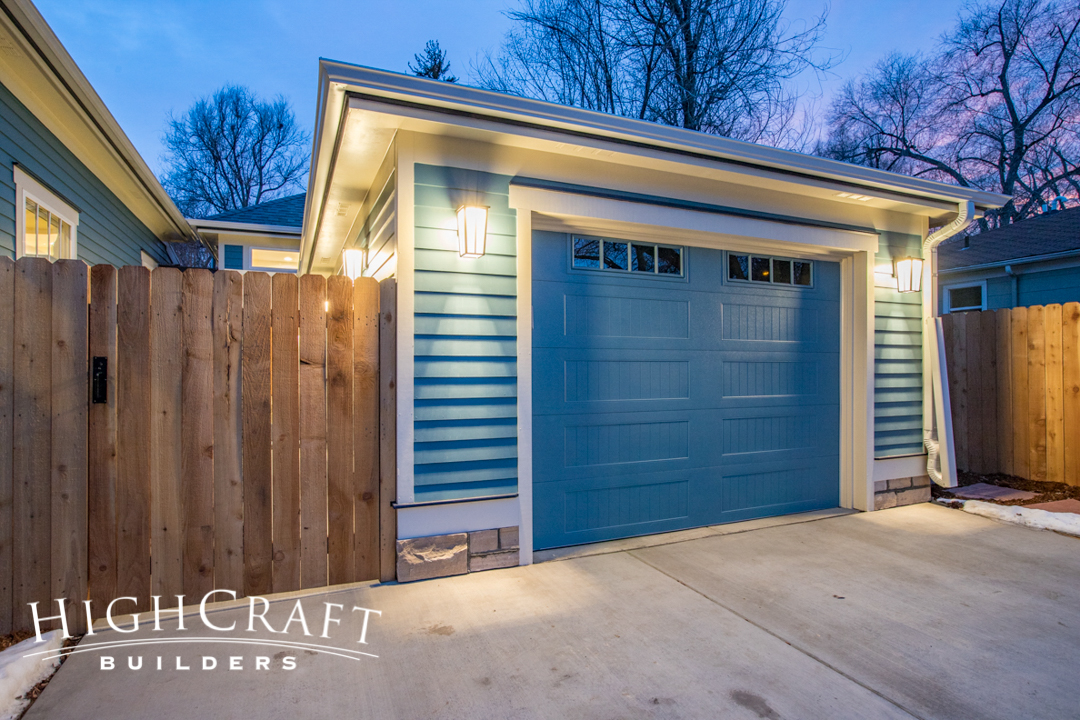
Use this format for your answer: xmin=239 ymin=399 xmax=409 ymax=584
xmin=922 ymin=201 xmax=975 ymax=488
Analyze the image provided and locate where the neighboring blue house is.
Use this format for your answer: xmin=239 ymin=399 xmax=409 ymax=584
xmin=937 ymin=205 xmax=1080 ymax=313
xmin=0 ymin=0 xmax=200 ymax=267
xmin=187 ymin=193 xmax=305 ymax=273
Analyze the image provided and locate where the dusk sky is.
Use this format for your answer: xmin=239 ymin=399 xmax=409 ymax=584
xmin=36 ymin=0 xmax=972 ymax=176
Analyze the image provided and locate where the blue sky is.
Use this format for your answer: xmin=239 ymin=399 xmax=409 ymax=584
xmin=36 ymin=0 xmax=971 ymax=176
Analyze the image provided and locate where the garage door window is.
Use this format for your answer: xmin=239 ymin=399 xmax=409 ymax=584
xmin=573 ymin=236 xmax=683 ymax=277
xmin=729 ymin=253 xmax=812 ymax=287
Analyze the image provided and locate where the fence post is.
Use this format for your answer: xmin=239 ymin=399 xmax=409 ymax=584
xmin=326 ymin=276 xmax=355 ymax=585
xmin=1064 ymin=302 xmax=1080 ymax=487
xmin=0 ymin=257 xmax=14 ymax=635
xmin=353 ymin=277 xmax=380 ymax=582
xmin=212 ymin=270 xmax=244 ymax=593
xmin=299 ymin=274 xmax=328 ymax=589
xmin=242 ymin=272 xmax=273 ymax=597
xmin=379 ymin=278 xmax=397 ymax=583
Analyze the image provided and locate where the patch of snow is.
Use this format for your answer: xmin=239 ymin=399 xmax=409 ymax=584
xmin=0 ymin=631 xmax=62 ymax=720
xmin=961 ymin=500 xmax=1080 ymax=537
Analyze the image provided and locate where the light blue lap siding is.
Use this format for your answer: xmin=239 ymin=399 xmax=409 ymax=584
xmin=874 ymin=232 xmax=924 ymax=458
xmin=0 ymin=81 xmax=167 ymax=266
xmin=413 ymin=164 xmax=517 ymax=502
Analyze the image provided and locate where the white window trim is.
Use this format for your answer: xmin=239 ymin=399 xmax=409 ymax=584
xmin=13 ymin=165 xmax=79 ymax=260
xmin=943 ymin=280 xmax=987 ymax=313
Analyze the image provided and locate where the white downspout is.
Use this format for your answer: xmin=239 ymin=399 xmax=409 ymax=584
xmin=922 ymin=200 xmax=975 ymax=487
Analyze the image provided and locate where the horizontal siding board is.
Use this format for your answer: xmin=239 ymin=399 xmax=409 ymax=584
xmin=414 ymin=378 xmax=518 ymax=400
xmin=415 ymin=227 xmax=517 ymax=256
xmin=414 ymin=479 xmax=518 ymax=502
xmin=415 ymin=271 xmax=517 ymax=297
xmin=414 ymin=439 xmax=518 ymax=465
xmin=414 ymin=419 xmax=518 ymax=443
xmin=414 ymin=206 xmax=516 ymax=236
xmin=413 ymin=459 xmax=518 ymax=487
xmin=415 ymin=358 xmax=517 ymax=378
xmin=414 ymin=315 xmax=517 ymax=337
xmin=415 ymin=336 xmax=517 ymax=357
xmin=414 ymin=399 xmax=518 ymax=422
xmin=415 ymin=292 xmax=517 ymax=317
xmin=414 ymin=184 xmax=512 ymax=214
xmin=414 ymin=249 xmax=517 ymax=277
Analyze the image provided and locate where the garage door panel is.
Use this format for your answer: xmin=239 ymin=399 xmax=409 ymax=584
xmin=533 ymin=233 xmax=841 ymax=550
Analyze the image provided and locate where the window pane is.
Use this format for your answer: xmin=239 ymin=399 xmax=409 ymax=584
xmin=60 ymin=222 xmax=71 ymax=258
xmin=751 ymin=256 xmax=771 ymax=282
xmin=603 ymin=240 xmax=628 ymax=270
xmin=250 ymin=248 xmax=298 ymax=271
xmin=25 ymin=200 xmax=38 ymax=256
xmin=49 ymin=214 xmax=61 ymax=261
xmin=772 ymin=259 xmax=791 ymax=284
xmin=658 ymin=246 xmax=681 ymax=275
xmin=728 ymin=254 xmax=748 ymax=281
xmin=793 ymin=261 xmax=812 ymax=286
xmin=949 ymin=285 xmax=982 ymax=309
xmin=631 ymin=244 xmax=655 ymax=272
xmin=572 ymin=237 xmax=600 ymax=268
xmin=37 ymin=206 xmax=49 ymax=258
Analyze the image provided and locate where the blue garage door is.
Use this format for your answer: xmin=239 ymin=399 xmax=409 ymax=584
xmin=532 ymin=231 xmax=841 ymax=550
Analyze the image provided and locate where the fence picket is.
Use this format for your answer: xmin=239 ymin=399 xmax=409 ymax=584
xmin=948 ymin=312 xmax=969 ymax=471
xmin=88 ymin=265 xmax=117 ymax=615
xmin=1011 ymin=307 xmax=1030 ymax=480
xmin=181 ymin=270 xmax=215 ymax=598
xmin=272 ymin=273 xmax=301 ymax=593
xmin=0 ymin=258 xmax=12 ymax=635
xmin=353 ymin=278 xmax=380 ymax=582
xmin=1044 ymin=305 xmax=1065 ymax=484
xmin=213 ymin=271 xmax=244 ymax=592
xmin=1063 ymin=302 xmax=1080 ymax=487
xmin=151 ymin=267 xmax=184 ymax=603
xmin=379 ymin=279 xmax=397 ymax=583
xmin=995 ymin=310 xmax=1013 ymax=476
xmin=1027 ymin=305 xmax=1047 ymax=481
xmin=116 ymin=267 xmax=151 ymax=610
xmin=299 ymin=274 xmax=328 ymax=589
xmin=13 ymin=258 xmax=52 ymax=631
xmin=327 ymin=276 xmax=355 ymax=585
xmin=242 ymin=272 xmax=273 ymax=597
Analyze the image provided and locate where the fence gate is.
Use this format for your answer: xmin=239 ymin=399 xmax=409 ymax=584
xmin=0 ymin=257 xmax=396 ymax=636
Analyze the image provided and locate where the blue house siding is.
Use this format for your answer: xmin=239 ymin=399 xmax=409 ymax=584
xmin=875 ymin=232 xmax=924 ymax=457
xmin=412 ymin=164 xmax=518 ymax=502
xmin=944 ymin=264 xmax=1080 ymax=312
xmin=0 ymin=81 xmax=167 ymax=266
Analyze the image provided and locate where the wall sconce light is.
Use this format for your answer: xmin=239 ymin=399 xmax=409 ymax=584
xmin=343 ymin=248 xmax=364 ymax=280
xmin=894 ymin=256 xmax=924 ymax=293
xmin=457 ymin=205 xmax=488 ymax=258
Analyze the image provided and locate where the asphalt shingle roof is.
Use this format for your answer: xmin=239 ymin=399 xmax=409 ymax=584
xmin=200 ymin=192 xmax=306 ymax=228
xmin=939 ymin=206 xmax=1080 ymax=271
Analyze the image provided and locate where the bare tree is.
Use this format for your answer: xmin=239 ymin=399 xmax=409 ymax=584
xmin=819 ymin=0 xmax=1080 ymax=228
xmin=161 ymin=85 xmax=310 ymax=218
xmin=411 ymin=40 xmax=459 ymax=82
xmin=476 ymin=0 xmax=832 ymax=144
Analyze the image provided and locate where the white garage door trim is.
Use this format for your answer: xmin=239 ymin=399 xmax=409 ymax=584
xmin=512 ymin=192 xmax=876 ymax=565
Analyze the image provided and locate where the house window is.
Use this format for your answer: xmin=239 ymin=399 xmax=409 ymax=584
xmin=14 ymin=166 xmax=78 ymax=261
xmin=945 ymin=283 xmax=985 ymax=312
xmin=572 ymin=236 xmax=684 ymax=277
xmin=250 ymin=248 xmax=297 ymax=272
xmin=728 ymin=253 xmax=813 ymax=287
xmin=222 ymin=244 xmax=244 ymax=270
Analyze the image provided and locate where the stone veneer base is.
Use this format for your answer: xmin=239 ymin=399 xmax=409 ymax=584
xmin=397 ymin=526 xmax=520 ymax=583
xmin=874 ymin=475 xmax=932 ymax=510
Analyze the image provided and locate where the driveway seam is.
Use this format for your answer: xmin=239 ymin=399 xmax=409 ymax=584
xmin=626 ymin=550 xmax=927 ymax=720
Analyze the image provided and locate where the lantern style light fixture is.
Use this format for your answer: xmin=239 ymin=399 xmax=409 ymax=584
xmin=343 ymin=248 xmax=364 ymax=280
xmin=457 ymin=205 xmax=489 ymax=258
xmin=893 ymin=256 xmax=924 ymax=293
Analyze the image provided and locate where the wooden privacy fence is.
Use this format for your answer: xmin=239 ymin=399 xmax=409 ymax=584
xmin=0 ymin=256 xmax=398 ymax=636
xmin=942 ymin=302 xmax=1080 ymax=486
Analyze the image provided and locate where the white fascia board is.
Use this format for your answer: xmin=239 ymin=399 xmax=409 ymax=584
xmin=1 ymin=0 xmax=198 ymax=246
xmin=396 ymin=497 xmax=520 ymax=539
xmin=188 ymin=219 xmax=302 ymax=237
xmin=317 ymin=61 xmax=1012 ymax=211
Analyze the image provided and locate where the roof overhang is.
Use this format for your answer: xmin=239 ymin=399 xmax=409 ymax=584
xmin=301 ymin=61 xmax=1012 ymax=274
xmin=188 ymin=218 xmax=302 ymax=240
xmin=0 ymin=0 xmax=202 ymax=249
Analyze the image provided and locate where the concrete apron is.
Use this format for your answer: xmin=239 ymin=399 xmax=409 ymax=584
xmin=25 ymin=504 xmax=1080 ymax=720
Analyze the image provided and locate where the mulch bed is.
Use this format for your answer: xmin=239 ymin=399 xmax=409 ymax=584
xmin=932 ymin=470 xmax=1080 ymax=506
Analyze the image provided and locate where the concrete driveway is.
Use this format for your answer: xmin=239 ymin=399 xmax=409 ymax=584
xmin=25 ymin=504 xmax=1080 ymax=719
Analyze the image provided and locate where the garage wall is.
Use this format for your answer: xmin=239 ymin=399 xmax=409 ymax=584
xmin=0 ymin=80 xmax=168 ymax=266
xmin=412 ymin=164 xmax=518 ymax=502
xmin=874 ymin=231 xmax=925 ymax=457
